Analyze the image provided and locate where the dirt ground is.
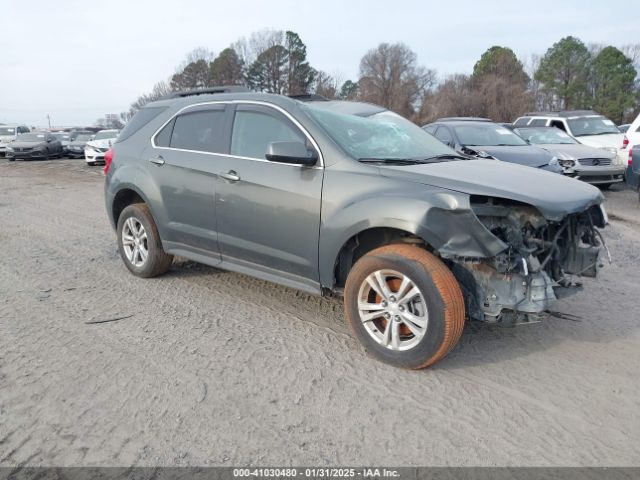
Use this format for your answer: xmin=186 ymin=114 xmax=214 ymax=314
xmin=1 ymin=158 xmax=639 ymax=467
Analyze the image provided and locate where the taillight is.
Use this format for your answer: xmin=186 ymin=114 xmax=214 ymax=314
xmin=103 ymin=148 xmax=113 ymax=175
xmin=629 ymin=147 xmax=634 ymax=167
xmin=622 ymin=135 xmax=629 ymax=149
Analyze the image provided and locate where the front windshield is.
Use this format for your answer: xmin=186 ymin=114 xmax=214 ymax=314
xmin=568 ymin=116 xmax=619 ymax=136
xmin=17 ymin=133 xmax=46 ymax=142
xmin=93 ymin=130 xmax=118 ymax=140
xmin=516 ymin=128 xmax=577 ymax=145
xmin=0 ymin=127 xmax=16 ymax=136
xmin=454 ymin=124 xmax=528 ymax=146
xmin=303 ymin=106 xmax=455 ymax=161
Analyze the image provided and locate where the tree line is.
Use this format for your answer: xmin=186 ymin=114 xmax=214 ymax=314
xmin=123 ymin=30 xmax=640 ymax=127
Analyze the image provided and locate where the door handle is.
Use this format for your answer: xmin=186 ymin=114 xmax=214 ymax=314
xmin=219 ymin=170 xmax=240 ymax=182
xmin=148 ymin=156 xmax=165 ymax=166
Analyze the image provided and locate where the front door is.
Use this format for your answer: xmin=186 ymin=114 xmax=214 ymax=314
xmin=215 ymin=103 xmax=324 ymax=290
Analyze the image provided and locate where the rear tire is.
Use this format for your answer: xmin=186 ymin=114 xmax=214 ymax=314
xmin=344 ymin=244 xmax=465 ymax=369
xmin=117 ymin=204 xmax=173 ymax=278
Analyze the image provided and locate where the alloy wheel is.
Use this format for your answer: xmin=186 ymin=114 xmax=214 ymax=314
xmin=122 ymin=217 xmax=149 ymax=267
xmin=357 ymin=269 xmax=429 ymax=351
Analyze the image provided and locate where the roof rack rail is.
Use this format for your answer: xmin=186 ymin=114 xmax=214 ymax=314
xmin=167 ymin=86 xmax=250 ymax=99
xmin=288 ymin=94 xmax=330 ymax=102
xmin=436 ymin=117 xmax=492 ymax=122
xmin=524 ymin=110 xmax=599 ymax=118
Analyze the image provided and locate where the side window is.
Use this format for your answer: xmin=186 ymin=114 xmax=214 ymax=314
xmin=513 ymin=117 xmax=530 ymax=127
xmin=529 ymin=119 xmax=547 ymax=127
xmin=434 ymin=126 xmax=453 ymax=145
xmin=550 ymin=120 xmax=566 ymax=132
xmin=154 ymin=118 xmax=175 ymax=148
xmin=169 ymin=109 xmax=227 ymax=153
xmin=231 ymin=108 xmax=306 ymax=160
xmin=423 ymin=125 xmax=437 ymax=134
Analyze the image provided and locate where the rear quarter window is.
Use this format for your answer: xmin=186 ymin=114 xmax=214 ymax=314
xmin=116 ymin=106 xmax=167 ymax=143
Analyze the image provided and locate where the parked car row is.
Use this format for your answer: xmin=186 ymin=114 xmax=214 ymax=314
xmin=2 ymin=127 xmax=119 ymax=164
xmin=422 ymin=110 xmax=632 ymax=188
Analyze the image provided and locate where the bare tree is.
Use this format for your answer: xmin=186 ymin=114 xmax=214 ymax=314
xmin=358 ymin=43 xmax=435 ymax=118
xmin=234 ymin=29 xmax=284 ymax=68
xmin=130 ymin=80 xmax=172 ymax=113
xmin=422 ymin=74 xmax=484 ymax=123
xmin=314 ymin=70 xmax=344 ymax=99
xmin=179 ymin=47 xmax=215 ymax=69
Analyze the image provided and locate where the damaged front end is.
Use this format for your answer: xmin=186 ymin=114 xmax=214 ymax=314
xmin=449 ymin=196 xmax=608 ymax=325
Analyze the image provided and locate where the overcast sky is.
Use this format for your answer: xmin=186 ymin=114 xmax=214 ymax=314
xmin=1 ymin=0 xmax=637 ymax=127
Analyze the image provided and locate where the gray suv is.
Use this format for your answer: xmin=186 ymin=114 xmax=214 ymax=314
xmin=105 ymin=88 xmax=608 ymax=369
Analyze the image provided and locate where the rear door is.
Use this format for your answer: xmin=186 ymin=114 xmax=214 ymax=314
xmin=144 ymin=103 xmax=232 ymax=260
xmin=214 ymin=103 xmax=324 ymax=290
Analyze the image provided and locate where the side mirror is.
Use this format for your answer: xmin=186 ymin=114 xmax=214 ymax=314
xmin=265 ymin=141 xmax=318 ymax=166
xmin=47 ymin=138 xmax=53 ymax=143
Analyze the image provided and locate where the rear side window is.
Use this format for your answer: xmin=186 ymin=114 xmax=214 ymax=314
xmin=550 ymin=120 xmax=566 ymax=132
xmin=169 ymin=110 xmax=227 ymax=153
xmin=231 ymin=110 xmax=305 ymax=159
xmin=116 ymin=106 xmax=167 ymax=143
xmin=513 ymin=117 xmax=530 ymax=127
xmin=529 ymin=118 xmax=547 ymax=127
xmin=423 ymin=125 xmax=437 ymax=134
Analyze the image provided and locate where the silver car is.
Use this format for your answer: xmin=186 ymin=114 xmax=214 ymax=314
xmin=514 ymin=126 xmax=626 ymax=187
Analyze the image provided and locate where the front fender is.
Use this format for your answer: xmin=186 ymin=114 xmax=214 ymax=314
xmin=318 ymin=172 xmax=507 ymax=288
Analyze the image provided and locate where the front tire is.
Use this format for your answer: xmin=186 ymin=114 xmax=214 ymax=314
xmin=117 ymin=204 xmax=173 ymax=278
xmin=344 ymin=244 xmax=465 ymax=369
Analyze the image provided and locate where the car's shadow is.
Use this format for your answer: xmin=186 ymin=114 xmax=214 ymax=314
xmin=160 ymin=258 xmax=638 ymax=371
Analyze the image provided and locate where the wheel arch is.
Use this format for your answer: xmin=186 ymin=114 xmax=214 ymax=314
xmin=329 ymin=224 xmax=436 ymax=292
xmin=111 ymin=186 xmax=150 ymax=228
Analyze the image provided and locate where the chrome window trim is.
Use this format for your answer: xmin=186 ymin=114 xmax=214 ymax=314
xmin=150 ymin=100 xmax=324 ymax=169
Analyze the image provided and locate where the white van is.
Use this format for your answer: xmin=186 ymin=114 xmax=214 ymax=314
xmin=0 ymin=124 xmax=30 ymax=155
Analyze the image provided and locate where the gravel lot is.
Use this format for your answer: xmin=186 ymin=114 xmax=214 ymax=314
xmin=1 ymin=158 xmax=639 ymax=467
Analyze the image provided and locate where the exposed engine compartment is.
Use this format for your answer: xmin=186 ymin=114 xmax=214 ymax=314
xmin=451 ymin=196 xmax=608 ymax=325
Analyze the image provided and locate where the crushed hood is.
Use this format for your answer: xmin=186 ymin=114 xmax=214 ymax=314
xmin=379 ymin=159 xmax=603 ymax=221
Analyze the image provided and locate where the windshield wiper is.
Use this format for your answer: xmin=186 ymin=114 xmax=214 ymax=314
xmin=358 ymin=158 xmax=426 ymax=165
xmin=417 ymin=153 xmax=470 ymax=162
xmin=358 ymin=154 xmax=470 ymax=165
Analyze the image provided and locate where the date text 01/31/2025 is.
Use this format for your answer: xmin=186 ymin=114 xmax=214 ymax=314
xmin=232 ymin=468 xmax=400 ymax=478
